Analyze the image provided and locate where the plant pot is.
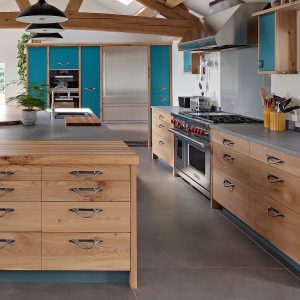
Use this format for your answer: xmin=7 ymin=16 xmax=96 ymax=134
xmin=21 ymin=109 xmax=37 ymax=126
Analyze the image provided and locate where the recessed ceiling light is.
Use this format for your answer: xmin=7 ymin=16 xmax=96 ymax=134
xmin=117 ymin=0 xmax=134 ymax=6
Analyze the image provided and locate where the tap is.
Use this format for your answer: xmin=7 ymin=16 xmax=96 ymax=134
xmin=51 ymin=85 xmax=70 ymax=119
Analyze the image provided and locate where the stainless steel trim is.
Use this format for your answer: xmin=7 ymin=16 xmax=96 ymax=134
xmin=70 ymin=170 xmax=103 ymax=180
xmin=84 ymin=87 xmax=96 ymax=92
xmin=0 ymin=239 xmax=15 ymax=249
xmin=0 ymin=208 xmax=14 ymax=217
xmin=69 ymin=208 xmax=103 ymax=218
xmin=69 ymin=239 xmax=103 ymax=250
xmin=0 ymin=188 xmax=14 ymax=198
xmin=0 ymin=171 xmax=14 ymax=180
xmin=58 ymin=62 xmax=70 ymax=66
xmin=70 ymin=188 xmax=103 ymax=198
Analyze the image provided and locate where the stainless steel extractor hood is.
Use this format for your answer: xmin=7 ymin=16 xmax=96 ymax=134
xmin=178 ymin=1 xmax=265 ymax=51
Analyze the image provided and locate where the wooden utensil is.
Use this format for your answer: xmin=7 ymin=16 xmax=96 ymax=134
xmin=260 ymin=88 xmax=268 ymax=106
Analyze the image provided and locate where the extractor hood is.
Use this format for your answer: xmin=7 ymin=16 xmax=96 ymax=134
xmin=178 ymin=2 xmax=265 ymax=51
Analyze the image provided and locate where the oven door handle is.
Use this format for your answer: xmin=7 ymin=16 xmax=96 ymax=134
xmin=168 ymin=128 xmax=210 ymax=149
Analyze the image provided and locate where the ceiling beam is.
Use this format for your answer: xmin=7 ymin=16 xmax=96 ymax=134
xmin=15 ymin=0 xmax=30 ymax=11
xmin=65 ymin=0 xmax=84 ymax=13
xmin=156 ymin=0 xmax=184 ymax=8
xmin=135 ymin=7 xmax=156 ymax=17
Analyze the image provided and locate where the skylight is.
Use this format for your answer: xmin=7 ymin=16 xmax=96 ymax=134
xmin=117 ymin=0 xmax=134 ymax=6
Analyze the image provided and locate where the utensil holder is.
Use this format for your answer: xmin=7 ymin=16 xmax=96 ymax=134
xmin=263 ymin=108 xmax=275 ymax=128
xmin=270 ymin=112 xmax=286 ymax=131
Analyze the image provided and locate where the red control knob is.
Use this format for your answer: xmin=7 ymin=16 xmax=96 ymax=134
xmin=171 ymin=119 xmax=175 ymax=124
xmin=180 ymin=124 xmax=184 ymax=129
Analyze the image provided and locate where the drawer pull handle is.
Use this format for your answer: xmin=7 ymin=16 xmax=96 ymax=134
xmin=0 ymin=208 xmax=14 ymax=217
xmin=267 ymin=155 xmax=284 ymax=165
xmin=69 ymin=239 xmax=103 ymax=250
xmin=223 ymin=154 xmax=235 ymax=161
xmin=69 ymin=208 xmax=103 ymax=218
xmin=159 ymin=124 xmax=165 ymax=129
xmin=58 ymin=62 xmax=70 ymax=66
xmin=267 ymin=173 xmax=284 ymax=184
xmin=159 ymin=141 xmax=165 ymax=145
xmin=0 ymin=171 xmax=14 ymax=180
xmin=0 ymin=239 xmax=15 ymax=249
xmin=0 ymin=188 xmax=14 ymax=198
xmin=70 ymin=187 xmax=103 ymax=198
xmin=84 ymin=87 xmax=96 ymax=92
xmin=159 ymin=115 xmax=165 ymax=120
xmin=223 ymin=139 xmax=235 ymax=146
xmin=224 ymin=180 xmax=235 ymax=191
xmin=155 ymin=87 xmax=167 ymax=92
xmin=70 ymin=170 xmax=103 ymax=180
xmin=267 ymin=206 xmax=284 ymax=218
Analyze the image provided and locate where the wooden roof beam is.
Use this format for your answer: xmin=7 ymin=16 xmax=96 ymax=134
xmin=65 ymin=0 xmax=84 ymax=13
xmin=15 ymin=0 xmax=30 ymax=10
xmin=157 ymin=0 xmax=184 ymax=8
xmin=135 ymin=7 xmax=156 ymax=17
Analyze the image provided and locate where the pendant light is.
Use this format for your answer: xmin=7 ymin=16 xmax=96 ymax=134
xmin=26 ymin=23 xmax=64 ymax=33
xmin=16 ymin=0 xmax=68 ymax=24
xmin=32 ymin=32 xmax=63 ymax=41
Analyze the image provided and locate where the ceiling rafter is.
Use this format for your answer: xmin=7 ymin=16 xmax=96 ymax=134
xmin=156 ymin=0 xmax=184 ymax=8
xmin=15 ymin=0 xmax=30 ymax=11
xmin=65 ymin=0 xmax=84 ymax=13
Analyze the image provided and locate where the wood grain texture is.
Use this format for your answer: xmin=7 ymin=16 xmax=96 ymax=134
xmin=152 ymin=118 xmax=173 ymax=141
xmin=0 ymin=232 xmax=41 ymax=270
xmin=0 ymin=165 xmax=41 ymax=181
xmin=152 ymin=108 xmax=173 ymax=123
xmin=253 ymin=0 xmax=300 ymax=16
xmin=42 ymin=233 xmax=130 ymax=271
xmin=191 ymin=53 xmax=200 ymax=74
xmin=152 ymin=132 xmax=174 ymax=167
xmin=42 ymin=202 xmax=130 ymax=232
xmin=65 ymin=0 xmax=83 ymax=13
xmin=15 ymin=0 xmax=30 ymax=10
xmin=65 ymin=117 xmax=101 ymax=126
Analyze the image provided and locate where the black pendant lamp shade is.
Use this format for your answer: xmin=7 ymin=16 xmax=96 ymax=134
xmin=32 ymin=32 xmax=63 ymax=41
xmin=16 ymin=0 xmax=68 ymax=24
xmin=26 ymin=23 xmax=64 ymax=33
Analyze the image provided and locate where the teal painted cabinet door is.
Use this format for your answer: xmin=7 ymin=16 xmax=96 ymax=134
xmin=50 ymin=46 xmax=79 ymax=69
xmin=81 ymin=46 xmax=101 ymax=118
xmin=28 ymin=47 xmax=48 ymax=106
xmin=183 ymin=50 xmax=191 ymax=73
xmin=259 ymin=13 xmax=275 ymax=72
xmin=150 ymin=45 xmax=171 ymax=107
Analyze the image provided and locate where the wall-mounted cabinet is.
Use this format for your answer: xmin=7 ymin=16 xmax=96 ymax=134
xmin=183 ymin=50 xmax=200 ymax=74
xmin=49 ymin=46 xmax=79 ymax=70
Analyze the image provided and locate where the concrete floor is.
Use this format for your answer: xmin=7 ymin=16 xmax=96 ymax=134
xmin=0 ymin=147 xmax=299 ymax=300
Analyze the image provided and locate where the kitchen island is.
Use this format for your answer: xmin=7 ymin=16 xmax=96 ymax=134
xmin=0 ymin=110 xmax=139 ymax=289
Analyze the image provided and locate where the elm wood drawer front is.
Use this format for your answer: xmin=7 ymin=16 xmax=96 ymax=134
xmin=213 ymin=168 xmax=250 ymax=224
xmin=152 ymin=132 xmax=173 ymax=167
xmin=211 ymin=129 xmax=250 ymax=156
xmin=42 ymin=165 xmax=130 ymax=181
xmin=0 ymin=202 xmax=41 ymax=232
xmin=42 ymin=233 xmax=130 ymax=271
xmin=212 ymin=142 xmax=250 ymax=184
xmin=250 ymin=142 xmax=300 ymax=178
xmin=250 ymin=189 xmax=300 ymax=263
xmin=0 ymin=181 xmax=41 ymax=202
xmin=0 ymin=165 xmax=41 ymax=181
xmin=152 ymin=109 xmax=172 ymax=123
xmin=152 ymin=117 xmax=172 ymax=140
xmin=42 ymin=181 xmax=130 ymax=202
xmin=250 ymin=159 xmax=300 ymax=214
xmin=0 ymin=232 xmax=41 ymax=270
xmin=42 ymin=202 xmax=130 ymax=233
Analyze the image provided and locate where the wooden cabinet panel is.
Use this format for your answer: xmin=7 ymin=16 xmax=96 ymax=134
xmin=42 ymin=233 xmax=130 ymax=271
xmin=0 ymin=165 xmax=41 ymax=181
xmin=0 ymin=181 xmax=41 ymax=202
xmin=152 ymin=132 xmax=174 ymax=167
xmin=212 ymin=143 xmax=250 ymax=184
xmin=0 ymin=232 xmax=41 ymax=270
xmin=152 ymin=118 xmax=172 ymax=141
xmin=211 ymin=129 xmax=249 ymax=155
xmin=152 ymin=109 xmax=172 ymax=123
xmin=213 ymin=168 xmax=249 ymax=224
xmin=42 ymin=181 xmax=130 ymax=202
xmin=42 ymin=165 xmax=130 ymax=181
xmin=250 ymin=188 xmax=300 ymax=263
xmin=250 ymin=142 xmax=300 ymax=178
xmin=42 ymin=202 xmax=130 ymax=233
xmin=250 ymin=159 xmax=300 ymax=214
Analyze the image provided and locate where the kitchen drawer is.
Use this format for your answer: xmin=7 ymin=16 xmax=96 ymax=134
xmin=0 ymin=232 xmax=41 ymax=270
xmin=213 ymin=168 xmax=249 ymax=224
xmin=152 ymin=109 xmax=172 ymax=123
xmin=250 ymin=159 xmax=300 ymax=214
xmin=42 ymin=233 xmax=130 ymax=270
xmin=0 ymin=181 xmax=41 ymax=202
xmin=152 ymin=132 xmax=173 ymax=167
xmin=42 ymin=181 xmax=130 ymax=202
xmin=211 ymin=129 xmax=249 ymax=156
xmin=0 ymin=165 xmax=41 ymax=181
xmin=0 ymin=202 xmax=41 ymax=232
xmin=42 ymin=165 xmax=130 ymax=181
xmin=212 ymin=143 xmax=249 ymax=184
xmin=152 ymin=117 xmax=172 ymax=140
xmin=250 ymin=188 xmax=300 ymax=263
xmin=250 ymin=142 xmax=300 ymax=178
xmin=42 ymin=202 xmax=130 ymax=232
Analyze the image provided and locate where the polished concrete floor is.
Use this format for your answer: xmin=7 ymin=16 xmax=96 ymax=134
xmin=1 ymin=147 xmax=299 ymax=300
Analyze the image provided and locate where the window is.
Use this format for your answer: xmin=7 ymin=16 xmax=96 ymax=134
xmin=0 ymin=63 xmax=5 ymax=105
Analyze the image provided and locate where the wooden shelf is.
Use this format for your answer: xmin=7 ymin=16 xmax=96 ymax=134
xmin=252 ymin=0 xmax=300 ymax=16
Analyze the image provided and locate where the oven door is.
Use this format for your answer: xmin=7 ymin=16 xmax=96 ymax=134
xmin=174 ymin=134 xmax=185 ymax=171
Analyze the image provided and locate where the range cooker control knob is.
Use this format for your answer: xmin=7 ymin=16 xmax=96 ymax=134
xmin=187 ymin=127 xmax=192 ymax=133
xmin=171 ymin=119 xmax=175 ymax=124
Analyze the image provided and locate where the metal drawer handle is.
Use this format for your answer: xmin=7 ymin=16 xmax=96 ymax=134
xmin=69 ymin=208 xmax=103 ymax=218
xmin=84 ymin=87 xmax=96 ymax=92
xmin=159 ymin=141 xmax=165 ymax=145
xmin=224 ymin=180 xmax=235 ymax=192
xmin=70 ymin=187 xmax=103 ymax=198
xmin=159 ymin=115 xmax=165 ymax=120
xmin=70 ymin=170 xmax=103 ymax=181
xmin=223 ymin=154 xmax=235 ymax=161
xmin=267 ymin=173 xmax=284 ymax=184
xmin=0 ymin=208 xmax=14 ymax=217
xmin=258 ymin=60 xmax=264 ymax=69
xmin=158 ymin=97 xmax=167 ymax=102
xmin=69 ymin=239 xmax=103 ymax=250
xmin=0 ymin=171 xmax=14 ymax=180
xmin=223 ymin=138 xmax=235 ymax=146
xmin=0 ymin=239 xmax=15 ymax=249
xmin=155 ymin=87 xmax=167 ymax=92
xmin=267 ymin=205 xmax=284 ymax=218
xmin=0 ymin=188 xmax=14 ymax=198
xmin=58 ymin=62 xmax=70 ymax=66
xmin=267 ymin=155 xmax=284 ymax=165
xmin=159 ymin=124 xmax=165 ymax=128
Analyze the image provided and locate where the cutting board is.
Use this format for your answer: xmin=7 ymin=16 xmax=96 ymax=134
xmin=65 ymin=117 xmax=101 ymax=126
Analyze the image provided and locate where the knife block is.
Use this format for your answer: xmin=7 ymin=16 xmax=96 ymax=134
xmin=270 ymin=112 xmax=286 ymax=132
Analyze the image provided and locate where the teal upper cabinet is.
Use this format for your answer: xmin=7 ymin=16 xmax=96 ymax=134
xmin=50 ymin=46 xmax=79 ymax=69
xmin=81 ymin=46 xmax=101 ymax=118
xmin=27 ymin=46 xmax=48 ymax=105
xmin=183 ymin=50 xmax=191 ymax=73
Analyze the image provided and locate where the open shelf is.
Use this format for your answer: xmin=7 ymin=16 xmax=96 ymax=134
xmin=252 ymin=0 xmax=300 ymax=16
